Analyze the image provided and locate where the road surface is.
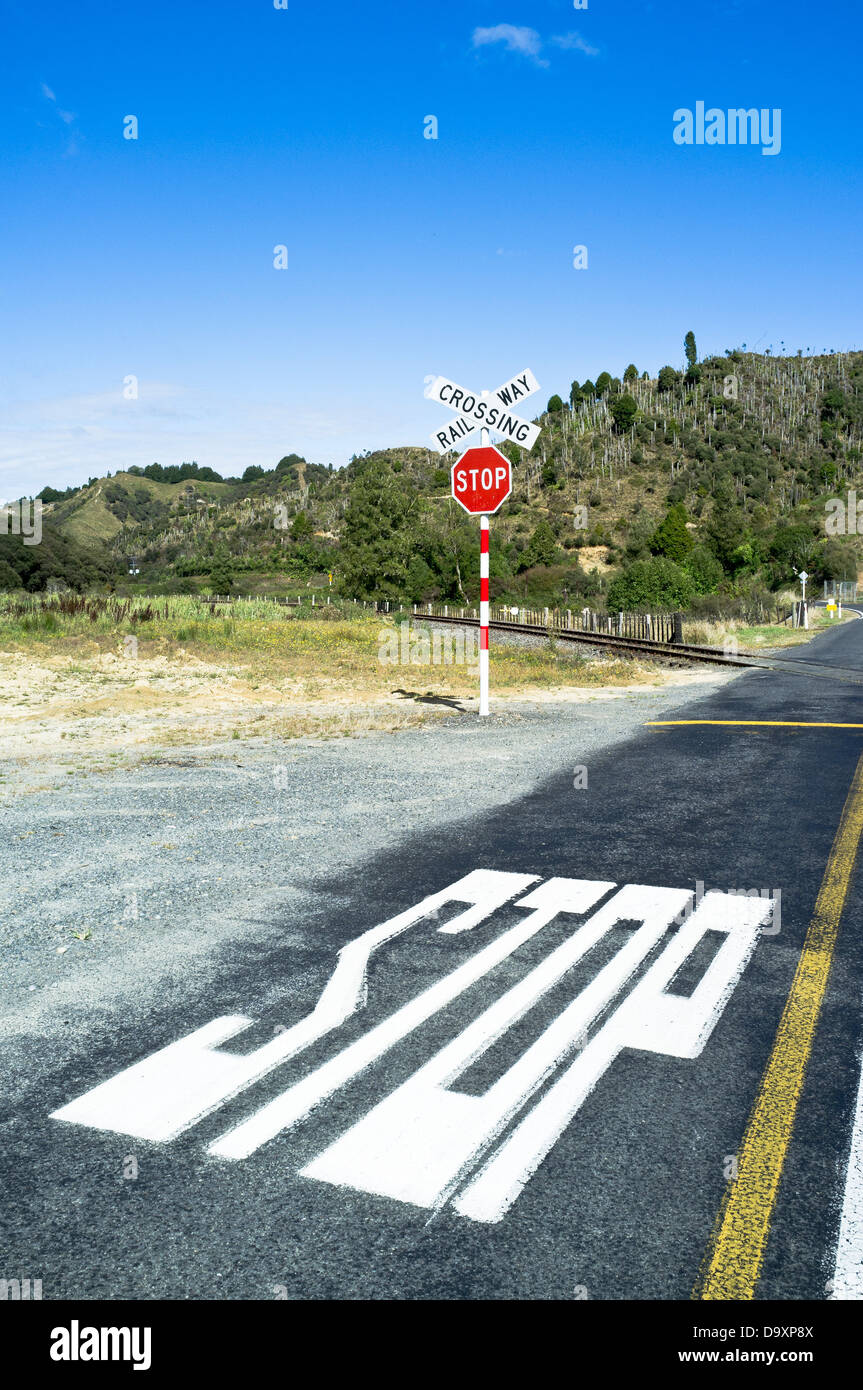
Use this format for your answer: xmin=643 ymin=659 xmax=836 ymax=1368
xmin=3 ymin=617 xmax=863 ymax=1302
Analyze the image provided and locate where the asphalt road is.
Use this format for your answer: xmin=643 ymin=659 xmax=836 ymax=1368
xmin=4 ymin=619 xmax=863 ymax=1303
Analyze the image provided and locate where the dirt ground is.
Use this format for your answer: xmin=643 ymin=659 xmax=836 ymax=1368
xmin=0 ymin=642 xmax=725 ymax=791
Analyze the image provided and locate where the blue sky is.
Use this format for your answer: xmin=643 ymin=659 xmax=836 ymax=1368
xmin=1 ymin=0 xmax=861 ymax=498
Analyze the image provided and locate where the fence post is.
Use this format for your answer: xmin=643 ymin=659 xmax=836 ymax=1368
xmin=673 ymin=613 xmax=683 ymax=644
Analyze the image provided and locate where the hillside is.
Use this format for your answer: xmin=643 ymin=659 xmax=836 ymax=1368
xmin=4 ymin=345 xmax=863 ymax=611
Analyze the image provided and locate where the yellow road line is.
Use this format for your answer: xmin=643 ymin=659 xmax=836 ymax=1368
xmin=647 ymin=720 xmax=863 ymax=729
xmin=695 ymin=751 xmax=863 ymax=1300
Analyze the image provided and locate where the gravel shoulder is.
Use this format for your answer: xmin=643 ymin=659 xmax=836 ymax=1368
xmin=0 ymin=667 xmax=738 ymax=1078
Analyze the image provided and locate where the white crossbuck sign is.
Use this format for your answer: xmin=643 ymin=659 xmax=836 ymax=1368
xmin=426 ymin=369 xmax=543 ymax=453
xmin=51 ymin=870 xmax=773 ymax=1223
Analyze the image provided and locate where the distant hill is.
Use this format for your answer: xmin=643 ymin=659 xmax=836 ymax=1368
xmin=4 ymin=346 xmax=862 ymax=608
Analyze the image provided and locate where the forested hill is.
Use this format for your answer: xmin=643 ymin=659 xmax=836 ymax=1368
xmin=4 ymin=345 xmax=863 ymax=610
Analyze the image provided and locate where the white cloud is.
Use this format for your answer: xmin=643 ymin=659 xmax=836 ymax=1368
xmin=472 ymin=24 xmax=599 ymax=66
xmin=39 ymin=81 xmax=79 ymax=150
xmin=551 ymin=33 xmax=599 ymax=56
xmin=472 ymin=25 xmax=548 ymax=66
xmin=0 ymin=383 xmax=414 ymax=496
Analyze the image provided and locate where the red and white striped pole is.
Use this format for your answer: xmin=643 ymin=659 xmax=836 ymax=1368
xmin=478 ymin=418 xmax=491 ymax=717
xmin=479 ymin=514 xmax=490 ymax=716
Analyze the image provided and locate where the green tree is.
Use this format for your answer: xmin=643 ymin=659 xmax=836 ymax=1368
xmin=624 ymin=512 xmax=656 ymax=560
xmin=610 ymin=394 xmax=638 ymax=433
xmin=623 ymin=363 xmax=638 ymax=383
xmin=657 ymin=366 xmax=679 ymax=393
xmin=242 ymin=465 xmax=265 ymax=482
xmin=521 ymin=520 xmax=558 ymax=569
xmin=606 ymin=557 xmax=694 ymax=613
xmin=275 ymin=453 xmax=306 ymax=474
xmin=209 ymin=552 xmax=234 ymax=594
xmin=581 ymin=379 xmax=596 ymax=399
xmin=768 ymin=522 xmax=818 ymax=580
xmin=650 ymin=503 xmax=693 ymax=562
xmin=291 ymin=509 xmax=314 ymax=540
xmin=819 ymin=459 xmax=838 ymax=486
xmin=0 ymin=522 xmax=114 ymax=593
xmin=546 ymin=394 xmax=565 ymax=414
xmin=705 ymin=481 xmax=747 ymax=571
xmin=0 ymin=558 xmax=21 ymax=590
xmin=595 ymin=372 xmax=612 ymax=395
xmin=821 ymin=388 xmax=846 ymax=421
xmin=819 ymin=539 xmax=855 ymax=583
xmin=340 ymin=459 xmax=423 ymax=598
xmin=405 ymin=554 xmax=436 ymax=602
xmin=684 ymin=331 xmax=698 ymax=370
xmin=685 ymin=546 xmax=723 ymax=595
xmin=569 ymin=380 xmax=581 ymax=408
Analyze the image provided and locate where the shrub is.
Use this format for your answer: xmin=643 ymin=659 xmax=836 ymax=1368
xmin=610 ymin=394 xmax=638 ymax=433
xmin=606 ymin=556 xmax=695 ymax=613
xmin=685 ymin=546 xmax=723 ymax=595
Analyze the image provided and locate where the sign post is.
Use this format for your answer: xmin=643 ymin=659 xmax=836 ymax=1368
xmin=797 ymin=569 xmax=809 ymax=630
xmin=479 ymin=415 xmax=490 ymax=717
xmin=427 ymin=368 xmax=541 ymax=716
xmin=479 ymin=513 xmax=490 ymax=714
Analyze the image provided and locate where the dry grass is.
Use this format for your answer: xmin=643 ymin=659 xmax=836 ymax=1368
xmin=682 ymin=607 xmax=850 ymax=652
xmin=1 ymin=592 xmax=839 ymax=785
xmin=0 ymin=599 xmax=696 ymax=785
xmin=0 ymin=596 xmax=661 ymax=697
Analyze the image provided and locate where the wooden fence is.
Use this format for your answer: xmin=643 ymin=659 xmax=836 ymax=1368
xmin=206 ymin=594 xmax=681 ymax=643
xmin=405 ymin=602 xmax=681 ymax=645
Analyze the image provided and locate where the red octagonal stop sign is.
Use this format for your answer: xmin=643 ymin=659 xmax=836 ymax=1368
xmin=451 ymin=445 xmax=512 ymax=515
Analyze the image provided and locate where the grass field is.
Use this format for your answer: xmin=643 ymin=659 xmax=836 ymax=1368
xmin=683 ymin=607 xmax=850 ymax=652
xmin=0 ymin=593 xmax=667 ymax=689
xmin=1 ymin=594 xmax=702 ymax=786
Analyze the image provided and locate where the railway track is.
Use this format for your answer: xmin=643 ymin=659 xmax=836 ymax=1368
xmin=208 ymin=595 xmax=863 ymax=682
xmin=413 ymin=611 xmax=863 ymax=683
xmin=411 ymin=610 xmax=756 ymax=668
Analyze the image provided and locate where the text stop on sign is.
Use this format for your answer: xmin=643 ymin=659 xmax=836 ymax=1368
xmin=451 ymin=445 xmax=512 ymax=515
